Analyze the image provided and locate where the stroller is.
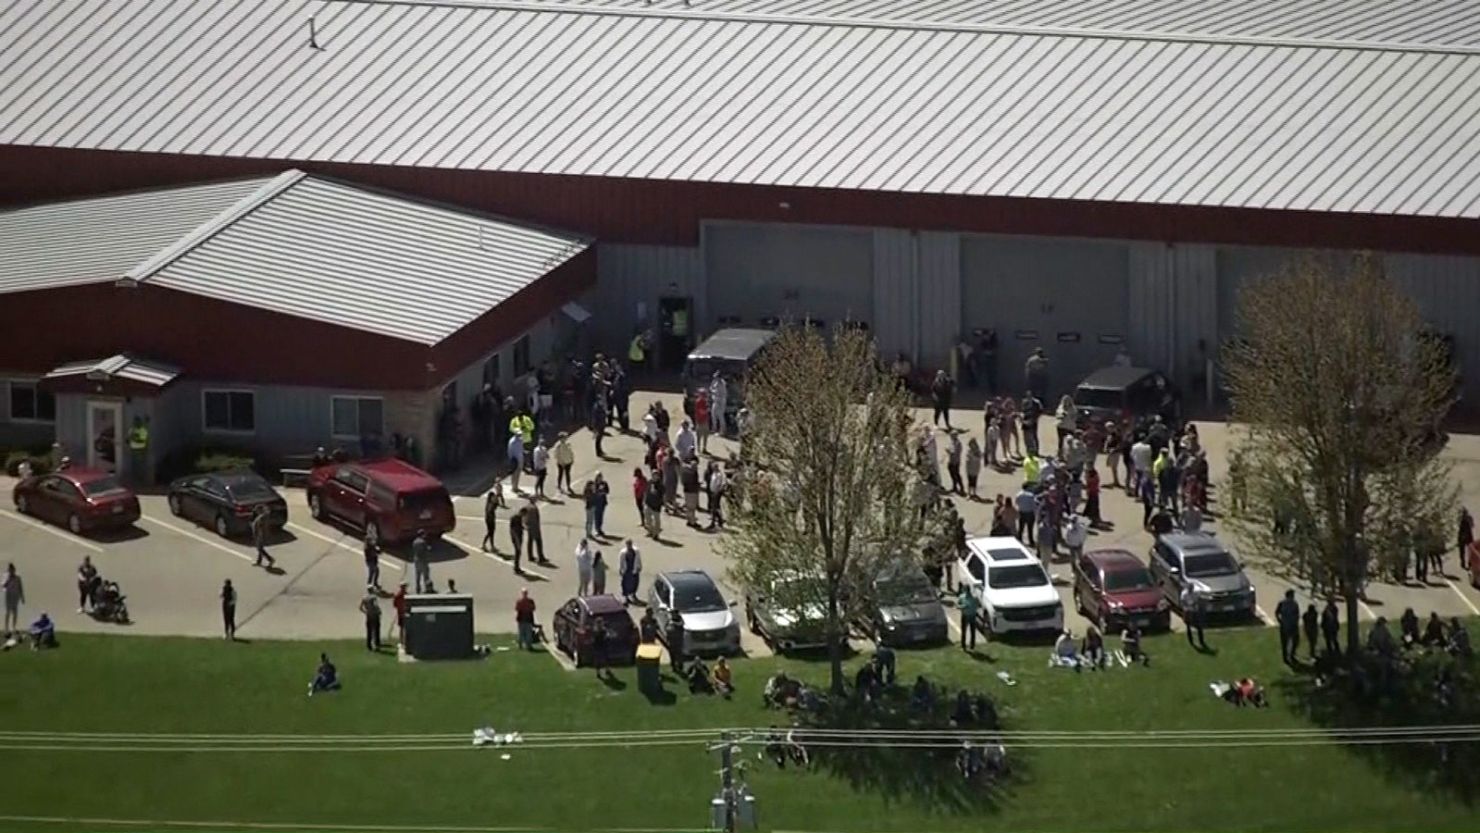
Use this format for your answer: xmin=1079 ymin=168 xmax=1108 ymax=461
xmin=92 ymin=580 xmax=130 ymax=624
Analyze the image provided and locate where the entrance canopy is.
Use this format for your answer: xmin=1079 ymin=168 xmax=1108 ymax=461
xmin=43 ymin=353 xmax=182 ymax=396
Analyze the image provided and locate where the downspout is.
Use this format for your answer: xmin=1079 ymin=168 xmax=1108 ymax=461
xmin=911 ymin=229 xmax=923 ymax=364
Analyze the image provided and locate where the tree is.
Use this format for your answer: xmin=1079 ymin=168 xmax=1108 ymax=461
xmin=1223 ymin=252 xmax=1457 ymax=655
xmin=722 ymin=324 xmax=945 ymax=693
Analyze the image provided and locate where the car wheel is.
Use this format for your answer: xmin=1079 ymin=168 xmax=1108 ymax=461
xmin=67 ymin=514 xmax=82 ymax=535
xmin=214 ymin=514 xmax=231 ymax=538
xmin=308 ymin=492 xmax=325 ymax=521
xmin=168 ymin=495 xmax=183 ymax=517
xmin=14 ymin=494 xmax=27 ymax=514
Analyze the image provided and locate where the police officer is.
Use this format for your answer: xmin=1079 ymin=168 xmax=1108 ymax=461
xmin=1181 ymin=583 xmax=1207 ymax=651
xmin=251 ymin=506 xmax=276 ymax=569
xmin=628 ymin=329 xmax=648 ymax=376
xmin=666 ymin=610 xmax=686 ymax=672
xmin=127 ymin=416 xmax=150 ymax=486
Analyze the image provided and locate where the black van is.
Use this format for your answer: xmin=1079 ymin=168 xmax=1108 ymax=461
xmin=1073 ymin=365 xmax=1181 ymax=430
xmin=684 ymin=328 xmax=777 ymax=423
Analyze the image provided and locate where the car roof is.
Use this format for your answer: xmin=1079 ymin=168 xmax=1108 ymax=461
xmin=966 ymin=536 xmax=1034 ymax=564
xmin=215 ymin=469 xmax=269 ymax=487
xmin=349 ymin=458 xmax=444 ymax=491
xmin=688 ymin=328 xmax=776 ymax=362
xmin=660 ymin=569 xmax=719 ymax=589
xmin=1085 ymin=549 xmax=1147 ymax=571
xmin=578 ymin=595 xmax=627 ymax=615
xmin=1160 ymin=532 xmax=1228 ymax=556
xmin=55 ymin=467 xmax=114 ymax=484
xmin=1077 ymin=365 xmax=1158 ymax=390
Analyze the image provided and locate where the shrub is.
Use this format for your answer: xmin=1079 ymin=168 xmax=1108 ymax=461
xmin=3 ymin=449 xmax=53 ymax=477
xmin=194 ymin=451 xmax=257 ymax=474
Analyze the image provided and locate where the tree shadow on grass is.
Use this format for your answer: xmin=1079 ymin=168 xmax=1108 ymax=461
xmin=786 ymin=685 xmax=1020 ymax=814
xmin=1276 ymin=646 xmax=1480 ymax=805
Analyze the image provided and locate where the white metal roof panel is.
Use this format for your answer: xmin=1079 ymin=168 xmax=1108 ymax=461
xmin=145 ymin=176 xmax=591 ymax=345
xmin=44 ymin=354 xmax=183 ymax=388
xmin=4 ymin=1 xmax=1480 ymax=219
xmin=0 ymin=176 xmax=274 ymax=295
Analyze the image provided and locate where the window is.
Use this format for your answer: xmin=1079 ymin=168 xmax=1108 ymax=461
xmin=203 ymin=390 xmax=255 ymax=433
xmin=8 ymin=381 xmax=55 ymax=422
xmin=333 ymin=468 xmax=370 ymax=492
xmin=513 ymin=335 xmax=532 ymax=376
xmin=482 ymin=354 xmax=500 ymax=386
xmin=331 ymin=396 xmax=384 ymax=439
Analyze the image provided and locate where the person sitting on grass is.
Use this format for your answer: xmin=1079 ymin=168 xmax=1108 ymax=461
xmin=712 ymin=657 xmax=734 ymax=698
xmin=763 ymin=671 xmax=794 ymax=709
xmin=1368 ymin=617 xmax=1396 ymax=659
xmin=1422 ymin=612 xmax=1448 ymax=649
xmin=1218 ymin=677 xmax=1267 ymax=708
xmin=1400 ymin=607 xmax=1421 ymax=648
xmin=29 ymin=612 xmax=56 ymax=650
xmin=951 ymin=690 xmax=975 ymax=727
xmin=1120 ymin=621 xmax=1150 ymax=667
xmin=957 ymin=741 xmax=986 ymax=782
xmin=1051 ymin=629 xmax=1081 ymax=670
xmin=685 ymin=657 xmax=714 ymax=695
xmin=1081 ymin=625 xmax=1107 ymax=669
xmin=1449 ymin=618 xmax=1473 ymax=658
xmin=308 ymin=653 xmax=341 ymax=697
xmin=974 ymin=694 xmax=999 ymax=729
xmin=910 ymin=675 xmax=935 ymax=713
xmin=853 ymin=660 xmax=882 ymax=704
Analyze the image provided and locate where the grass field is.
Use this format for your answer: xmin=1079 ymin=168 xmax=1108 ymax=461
xmin=2 ymin=624 xmax=1477 ymax=833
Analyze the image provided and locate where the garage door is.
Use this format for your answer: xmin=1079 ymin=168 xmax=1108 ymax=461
xmin=705 ymin=223 xmax=873 ymax=330
xmin=961 ymin=236 xmax=1130 ymax=399
xmin=1215 ymin=246 xmax=1301 ymax=342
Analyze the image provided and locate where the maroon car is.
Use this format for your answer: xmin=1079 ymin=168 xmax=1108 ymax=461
xmin=305 ymin=458 xmax=454 ymax=547
xmin=12 ymin=468 xmax=141 ymax=535
xmin=552 ymin=595 xmax=639 ymax=668
xmin=1072 ymin=549 xmax=1171 ymax=633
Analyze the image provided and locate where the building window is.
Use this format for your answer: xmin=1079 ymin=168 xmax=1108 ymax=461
xmin=203 ymin=390 xmax=255 ymax=433
xmin=482 ymin=354 xmax=500 ymax=387
xmin=331 ymin=396 xmax=384 ymax=439
xmin=8 ymin=381 xmax=56 ymax=422
xmin=513 ymin=335 xmax=531 ymax=376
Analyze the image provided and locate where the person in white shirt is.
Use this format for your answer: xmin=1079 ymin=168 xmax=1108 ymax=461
xmin=1064 ymin=515 xmax=1088 ymax=560
xmin=575 ymin=539 xmax=594 ymax=596
xmin=708 ymin=374 xmax=728 ymax=435
xmin=554 ymin=434 xmax=576 ymax=495
xmin=707 ymin=466 xmax=728 ymax=530
xmin=1130 ymin=437 xmax=1154 ymax=495
xmin=675 ymin=420 xmax=697 ymax=460
xmin=642 ymin=410 xmax=659 ymax=447
xmin=532 ymin=439 xmax=550 ymax=498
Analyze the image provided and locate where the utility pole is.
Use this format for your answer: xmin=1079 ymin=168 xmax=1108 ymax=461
xmin=719 ymin=730 xmax=735 ymax=833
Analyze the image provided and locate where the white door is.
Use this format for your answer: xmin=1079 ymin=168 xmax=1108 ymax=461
xmin=86 ymin=401 xmax=123 ymax=472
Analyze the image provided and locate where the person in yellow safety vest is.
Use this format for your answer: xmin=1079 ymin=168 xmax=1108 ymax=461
xmin=628 ymin=331 xmax=647 ymax=370
xmin=1023 ymin=453 xmax=1041 ymax=484
xmin=509 ymin=412 xmax=535 ymax=446
xmin=127 ymin=417 xmax=150 ymax=485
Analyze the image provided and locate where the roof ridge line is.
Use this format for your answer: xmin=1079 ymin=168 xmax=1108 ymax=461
xmin=122 ymin=169 xmax=308 ymax=285
xmin=322 ymin=0 xmax=1480 ymax=57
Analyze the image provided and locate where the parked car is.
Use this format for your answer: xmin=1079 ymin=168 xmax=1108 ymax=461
xmin=865 ymin=566 xmax=949 ymax=646
xmin=12 ymin=468 xmax=140 ymax=535
xmin=167 ymin=469 xmax=288 ymax=539
xmin=305 ymin=458 xmax=454 ymax=547
xmin=1073 ymin=365 xmax=1181 ymax=431
xmin=956 ymin=536 xmax=1063 ymax=635
xmin=1072 ymin=549 xmax=1171 ymax=633
xmin=1148 ymin=532 xmax=1257 ymax=619
xmin=552 ymin=594 xmax=639 ymax=667
xmin=649 ymin=569 xmax=741 ymax=656
xmin=744 ymin=570 xmax=832 ymax=653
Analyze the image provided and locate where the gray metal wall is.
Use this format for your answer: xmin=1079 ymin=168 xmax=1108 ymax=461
xmin=871 ymin=229 xmax=962 ymax=368
xmin=1129 ymin=243 xmax=1218 ymax=387
xmin=704 ymin=222 xmax=873 ymax=330
xmin=960 ymin=235 xmax=1131 ymax=399
xmin=593 ymin=243 xmax=704 ymax=353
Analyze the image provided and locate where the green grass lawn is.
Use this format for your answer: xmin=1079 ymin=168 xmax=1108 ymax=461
xmin=2 ymin=624 xmax=1477 ymax=833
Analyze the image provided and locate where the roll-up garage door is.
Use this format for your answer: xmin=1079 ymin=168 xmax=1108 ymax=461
xmin=961 ymin=236 xmax=1130 ymax=399
xmin=705 ymin=223 xmax=873 ymax=331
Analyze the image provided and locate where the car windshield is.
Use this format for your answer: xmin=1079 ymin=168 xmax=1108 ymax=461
xmin=878 ymin=574 xmax=938 ymax=605
xmin=225 ymin=477 xmax=274 ymax=500
xmin=1184 ymin=551 xmax=1238 ymax=578
xmin=987 ymin=563 xmax=1050 ymax=589
xmin=1075 ymin=387 xmax=1124 ymax=409
xmin=1104 ymin=568 xmax=1155 ymax=592
xmin=672 ymin=580 xmax=727 ymax=612
xmin=81 ymin=476 xmax=126 ymax=497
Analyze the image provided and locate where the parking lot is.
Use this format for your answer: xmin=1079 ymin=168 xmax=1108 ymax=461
xmin=5 ymin=390 xmax=1480 ymax=665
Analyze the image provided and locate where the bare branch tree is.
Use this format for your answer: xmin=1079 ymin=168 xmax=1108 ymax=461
xmin=1223 ymin=252 xmax=1457 ymax=654
xmin=722 ymin=324 xmax=939 ymax=693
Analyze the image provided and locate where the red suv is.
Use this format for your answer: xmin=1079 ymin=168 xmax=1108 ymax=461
xmin=306 ymin=458 xmax=454 ymax=547
xmin=1072 ymin=549 xmax=1171 ymax=633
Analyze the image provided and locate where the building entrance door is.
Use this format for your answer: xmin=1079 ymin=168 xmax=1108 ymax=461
xmin=658 ymin=296 xmax=694 ymax=371
xmin=86 ymin=400 xmax=123 ymax=472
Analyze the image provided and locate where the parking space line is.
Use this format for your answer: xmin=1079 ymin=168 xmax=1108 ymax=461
xmin=139 ymin=514 xmax=255 ymax=564
xmin=1443 ymin=577 xmax=1480 ymax=616
xmin=0 ymin=508 xmax=104 ymax=553
xmin=286 ymin=522 xmax=400 ymax=570
xmin=1253 ymin=604 xmax=1275 ymax=627
xmin=544 ymin=642 xmax=577 ymax=672
xmin=440 ymin=535 xmax=550 ymax=582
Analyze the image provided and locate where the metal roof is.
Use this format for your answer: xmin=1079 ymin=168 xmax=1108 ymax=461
xmin=0 ymin=169 xmax=591 ymax=344
xmin=0 ymin=177 xmax=273 ymax=294
xmin=542 ymin=0 xmax=1480 ymax=47
xmin=44 ymin=354 xmax=184 ymax=388
xmin=3 ymin=1 xmax=1480 ymax=219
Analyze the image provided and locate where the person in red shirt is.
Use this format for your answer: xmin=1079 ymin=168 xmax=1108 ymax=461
xmin=1084 ymin=467 xmax=1102 ymax=526
xmin=694 ymin=392 xmax=711 ymax=454
xmin=515 ymin=588 xmax=537 ymax=650
xmin=391 ymin=582 xmax=409 ymax=645
xmin=632 ymin=468 xmax=648 ymax=525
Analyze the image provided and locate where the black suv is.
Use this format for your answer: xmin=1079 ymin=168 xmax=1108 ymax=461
xmin=1073 ymin=366 xmax=1181 ymax=431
